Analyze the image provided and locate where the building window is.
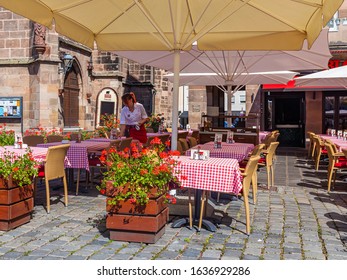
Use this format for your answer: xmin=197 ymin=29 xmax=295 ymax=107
xmin=328 ymin=12 xmax=339 ymax=32
xmin=323 ymin=92 xmax=347 ymax=132
xmin=240 ymin=94 xmax=246 ymax=103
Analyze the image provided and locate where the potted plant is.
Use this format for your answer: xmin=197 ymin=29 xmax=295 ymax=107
xmin=0 ymin=124 xmax=15 ymax=146
xmin=0 ymin=148 xmax=39 ymax=231
xmin=24 ymin=125 xmax=65 ymax=143
xmin=145 ymin=113 xmax=165 ymax=133
xmin=96 ymin=137 xmax=181 ymax=243
xmin=95 ymin=113 xmax=120 ymax=138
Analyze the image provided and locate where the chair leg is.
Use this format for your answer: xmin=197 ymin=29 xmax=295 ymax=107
xmin=315 ymin=152 xmax=321 ymax=171
xmin=198 ymin=190 xmax=206 ymax=231
xmin=332 ymin=169 xmax=337 ymax=190
xmin=63 ymin=175 xmax=68 ymax=207
xmin=327 ymin=165 xmax=334 ymax=193
xmin=45 ymin=178 xmax=50 ymax=214
xmin=242 ymin=184 xmax=250 ymax=235
xmin=311 ymin=144 xmax=316 ymax=159
xmin=266 ymin=165 xmax=271 ymax=189
xmin=251 ymin=172 xmax=257 ymax=204
xmin=271 ymin=165 xmax=275 ymax=187
xmin=216 ymin=192 xmax=220 ymax=202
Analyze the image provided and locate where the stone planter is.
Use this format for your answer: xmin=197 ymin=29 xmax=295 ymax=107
xmin=0 ymin=178 xmax=34 ymax=231
xmin=105 ymin=181 xmax=169 ymax=244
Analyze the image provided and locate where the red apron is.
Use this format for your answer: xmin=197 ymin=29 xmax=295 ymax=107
xmin=129 ymin=124 xmax=147 ymax=144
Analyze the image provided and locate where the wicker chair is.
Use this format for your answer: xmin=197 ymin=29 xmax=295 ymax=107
xmin=187 ymin=136 xmax=198 ymax=148
xmin=326 ymin=143 xmax=347 ymax=192
xmin=258 ymin=142 xmax=279 ymax=189
xmin=240 ymin=155 xmax=261 ymax=235
xmin=312 ymin=135 xmax=327 ymax=171
xmin=86 ymin=139 xmax=121 ymax=192
xmin=36 ymin=144 xmax=70 ymax=213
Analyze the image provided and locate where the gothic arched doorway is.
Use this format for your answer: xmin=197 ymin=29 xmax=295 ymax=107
xmin=62 ymin=68 xmax=80 ymax=127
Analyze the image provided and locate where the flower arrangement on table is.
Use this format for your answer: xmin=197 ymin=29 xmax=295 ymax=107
xmin=0 ymin=124 xmax=15 ymax=146
xmin=95 ymin=114 xmax=120 ymax=138
xmin=145 ymin=113 xmax=165 ymax=133
xmin=96 ymin=137 xmax=182 ymax=206
xmin=0 ymin=148 xmax=39 ymax=187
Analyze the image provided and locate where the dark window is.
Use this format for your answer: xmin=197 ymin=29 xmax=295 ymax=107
xmin=323 ymin=92 xmax=347 ymax=132
xmin=63 ymin=68 xmax=79 ymax=127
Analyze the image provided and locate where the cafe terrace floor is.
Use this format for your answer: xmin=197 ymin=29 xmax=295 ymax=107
xmin=0 ymin=147 xmax=346 ymax=260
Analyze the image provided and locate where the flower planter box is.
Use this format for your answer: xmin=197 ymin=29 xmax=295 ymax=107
xmin=106 ymin=195 xmax=166 ymax=215
xmin=105 ymin=182 xmax=169 ymax=243
xmin=0 ymin=179 xmax=34 ymax=231
xmin=106 ymin=207 xmax=169 ymax=244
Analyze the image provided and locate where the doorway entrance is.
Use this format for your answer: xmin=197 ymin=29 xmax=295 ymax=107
xmin=264 ymin=91 xmax=305 ymax=147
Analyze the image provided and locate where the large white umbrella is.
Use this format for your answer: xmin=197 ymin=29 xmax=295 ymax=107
xmin=295 ymin=65 xmax=347 ymax=88
xmin=0 ymin=0 xmax=342 ymax=149
xmin=118 ymin=28 xmax=331 ymax=116
xmin=164 ymin=71 xmax=298 ymax=87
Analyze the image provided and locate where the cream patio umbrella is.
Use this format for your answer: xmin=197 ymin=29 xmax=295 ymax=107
xmin=0 ymin=0 xmax=342 ymax=149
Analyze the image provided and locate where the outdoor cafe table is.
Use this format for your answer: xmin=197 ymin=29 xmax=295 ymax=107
xmin=172 ymin=156 xmax=242 ymax=231
xmin=37 ymin=141 xmax=109 ymax=189
xmin=0 ymin=146 xmax=48 ymax=163
xmin=319 ymin=134 xmax=347 ymax=150
xmin=85 ymin=137 xmax=140 ymax=147
xmin=37 ymin=141 xmax=109 ymax=171
xmin=185 ymin=142 xmax=254 ymax=162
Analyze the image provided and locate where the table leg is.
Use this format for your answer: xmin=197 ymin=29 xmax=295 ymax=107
xmin=171 ymin=189 xmax=217 ymax=232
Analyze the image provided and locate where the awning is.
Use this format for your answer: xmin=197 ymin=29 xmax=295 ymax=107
xmin=262 ymin=79 xmax=344 ymax=91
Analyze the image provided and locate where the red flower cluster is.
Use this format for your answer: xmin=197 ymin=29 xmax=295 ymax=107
xmin=97 ymin=137 xmax=182 ymax=206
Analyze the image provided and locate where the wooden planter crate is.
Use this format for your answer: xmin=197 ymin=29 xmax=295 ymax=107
xmin=105 ymin=182 xmax=169 ymax=243
xmin=0 ymin=178 xmax=34 ymax=231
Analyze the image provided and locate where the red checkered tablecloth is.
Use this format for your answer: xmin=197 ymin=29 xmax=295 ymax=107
xmin=37 ymin=141 xmax=109 ymax=171
xmin=319 ymin=134 xmax=347 ymax=151
xmin=259 ymin=131 xmax=270 ymax=143
xmin=0 ymin=146 xmax=48 ymax=163
xmin=174 ymin=156 xmax=242 ymax=194
xmin=185 ymin=142 xmax=254 ymax=162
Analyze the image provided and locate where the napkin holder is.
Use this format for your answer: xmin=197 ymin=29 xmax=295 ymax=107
xmin=190 ymin=149 xmax=210 ymax=160
xmin=226 ymin=131 xmax=234 ymax=144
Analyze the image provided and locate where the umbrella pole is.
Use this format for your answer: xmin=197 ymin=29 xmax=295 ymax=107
xmin=171 ymin=49 xmax=180 ymax=150
xmin=227 ymin=85 xmax=233 ymax=127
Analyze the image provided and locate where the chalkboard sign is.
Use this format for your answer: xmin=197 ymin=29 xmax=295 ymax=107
xmin=0 ymin=97 xmax=22 ymax=118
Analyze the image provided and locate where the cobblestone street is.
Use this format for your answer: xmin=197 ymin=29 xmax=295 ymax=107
xmin=0 ymin=148 xmax=346 ymax=260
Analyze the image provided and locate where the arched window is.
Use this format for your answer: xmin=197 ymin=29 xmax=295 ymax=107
xmin=63 ymin=67 xmax=80 ymax=127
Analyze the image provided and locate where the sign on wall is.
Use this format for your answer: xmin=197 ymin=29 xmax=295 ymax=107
xmin=0 ymin=97 xmax=22 ymax=118
xmin=96 ymin=88 xmax=118 ymax=127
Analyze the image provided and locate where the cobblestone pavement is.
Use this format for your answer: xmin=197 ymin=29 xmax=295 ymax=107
xmin=0 ymin=147 xmax=346 ymax=260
